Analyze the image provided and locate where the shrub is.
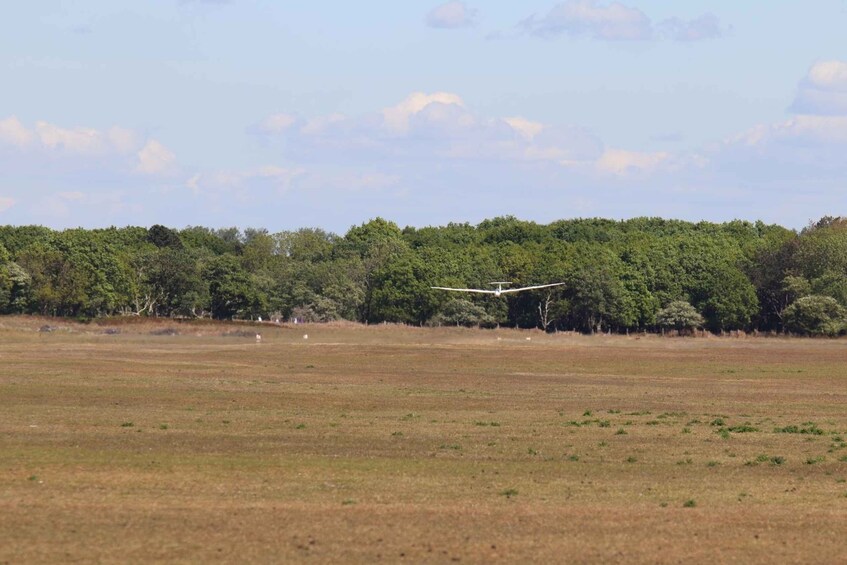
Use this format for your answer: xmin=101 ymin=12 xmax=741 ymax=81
xmin=430 ymin=299 xmax=495 ymax=327
xmin=657 ymin=301 xmax=704 ymax=334
xmin=783 ymin=295 xmax=847 ymax=336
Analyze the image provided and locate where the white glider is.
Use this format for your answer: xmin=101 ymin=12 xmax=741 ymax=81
xmin=431 ymin=281 xmax=565 ymax=298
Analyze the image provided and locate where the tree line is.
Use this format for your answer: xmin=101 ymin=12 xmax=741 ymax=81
xmin=1 ymin=216 xmax=847 ymax=336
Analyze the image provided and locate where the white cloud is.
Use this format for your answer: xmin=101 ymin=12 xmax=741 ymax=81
xmin=426 ymin=1 xmax=477 ymax=29
xmin=729 ymin=115 xmax=847 ymax=147
xmin=107 ymin=127 xmax=140 ymax=153
xmin=257 ymin=92 xmax=603 ymax=168
xmin=188 ymin=165 xmax=307 ymax=196
xmin=503 ymin=116 xmax=545 ymax=141
xmin=258 ymin=113 xmax=298 ymax=134
xmin=658 ymin=13 xmax=726 ymax=42
xmin=186 ymin=173 xmax=202 ymax=195
xmin=791 ymin=60 xmax=847 ymax=115
xmin=0 ymin=196 xmax=15 ymax=213
xmin=35 ymin=121 xmax=111 ymax=154
xmin=700 ymin=63 xmax=847 ymax=196
xmin=807 ymin=60 xmax=847 ymax=90
xmin=0 ymin=117 xmax=35 ymax=148
xmin=136 ymin=140 xmax=177 ymax=175
xmin=382 ymin=91 xmax=466 ymax=134
xmin=0 ymin=117 xmax=179 ymax=183
xmin=520 ymin=0 xmax=653 ymax=41
xmin=300 ymin=113 xmax=346 ymax=136
xmin=595 ymin=149 xmax=670 ymax=175
xmin=0 ymin=117 xmax=171 ymax=170
xmin=513 ymin=2 xmax=728 ymax=43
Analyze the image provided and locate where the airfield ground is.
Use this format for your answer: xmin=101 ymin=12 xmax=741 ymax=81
xmin=1 ymin=317 xmax=846 ymax=563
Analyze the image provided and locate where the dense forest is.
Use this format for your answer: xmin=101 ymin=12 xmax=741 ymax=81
xmin=2 ymin=216 xmax=847 ymax=336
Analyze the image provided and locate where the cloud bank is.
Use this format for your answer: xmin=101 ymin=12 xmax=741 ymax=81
xmin=791 ymin=60 xmax=847 ymax=116
xmin=514 ymin=1 xmax=726 ymax=42
xmin=254 ymin=91 xmax=604 ymax=169
xmin=0 ymin=116 xmax=176 ymax=175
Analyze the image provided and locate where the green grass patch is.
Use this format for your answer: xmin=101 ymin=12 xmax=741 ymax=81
xmin=727 ymin=423 xmax=759 ymax=433
xmin=775 ymin=424 xmax=825 ymax=435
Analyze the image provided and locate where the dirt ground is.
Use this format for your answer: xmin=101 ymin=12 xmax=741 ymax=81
xmin=1 ymin=317 xmax=846 ymax=563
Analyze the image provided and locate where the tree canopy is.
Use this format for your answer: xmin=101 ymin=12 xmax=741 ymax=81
xmin=1 ymin=216 xmax=845 ymax=335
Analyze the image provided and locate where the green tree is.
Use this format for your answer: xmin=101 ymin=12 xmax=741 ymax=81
xmin=16 ymin=245 xmax=91 ymax=316
xmin=128 ymin=248 xmax=208 ymax=317
xmin=341 ymin=218 xmax=409 ymax=322
xmin=369 ymin=250 xmax=437 ymax=324
xmin=0 ymin=261 xmax=32 ymax=314
xmin=276 ymin=228 xmax=336 ymax=262
xmin=147 ymin=224 xmax=184 ymax=249
xmin=205 ymin=255 xmax=253 ymax=319
xmin=0 ymin=226 xmax=53 ymax=256
xmin=180 ymin=226 xmax=240 ymax=255
xmin=559 ymin=245 xmax=637 ymax=333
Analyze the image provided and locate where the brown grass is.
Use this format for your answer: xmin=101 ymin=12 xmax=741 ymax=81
xmin=1 ymin=316 xmax=846 ymax=563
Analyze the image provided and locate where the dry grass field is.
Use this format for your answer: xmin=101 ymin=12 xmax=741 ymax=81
xmin=1 ymin=316 xmax=846 ymax=564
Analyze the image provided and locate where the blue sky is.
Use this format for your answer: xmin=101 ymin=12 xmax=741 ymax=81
xmin=2 ymin=1 xmax=847 ymax=232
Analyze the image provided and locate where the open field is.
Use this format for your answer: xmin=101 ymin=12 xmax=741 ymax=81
xmin=1 ymin=317 xmax=846 ymax=563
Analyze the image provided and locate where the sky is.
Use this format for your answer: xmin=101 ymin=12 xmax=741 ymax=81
xmin=1 ymin=1 xmax=847 ymax=233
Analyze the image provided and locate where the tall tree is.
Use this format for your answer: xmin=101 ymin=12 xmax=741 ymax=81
xmin=205 ymin=255 xmax=253 ymax=320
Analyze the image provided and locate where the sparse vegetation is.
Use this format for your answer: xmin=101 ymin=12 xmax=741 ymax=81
xmin=1 ymin=321 xmax=846 ymax=563
xmin=775 ymin=424 xmax=825 ymax=435
xmin=727 ymin=424 xmax=759 ymax=433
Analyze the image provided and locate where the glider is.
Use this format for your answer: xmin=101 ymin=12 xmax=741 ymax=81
xmin=431 ymin=281 xmax=565 ymax=298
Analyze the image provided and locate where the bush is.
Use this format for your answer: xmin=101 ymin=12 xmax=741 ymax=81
xmin=783 ymin=295 xmax=846 ymax=336
xmin=657 ymin=300 xmax=704 ymax=334
xmin=430 ymin=298 xmax=495 ymax=327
